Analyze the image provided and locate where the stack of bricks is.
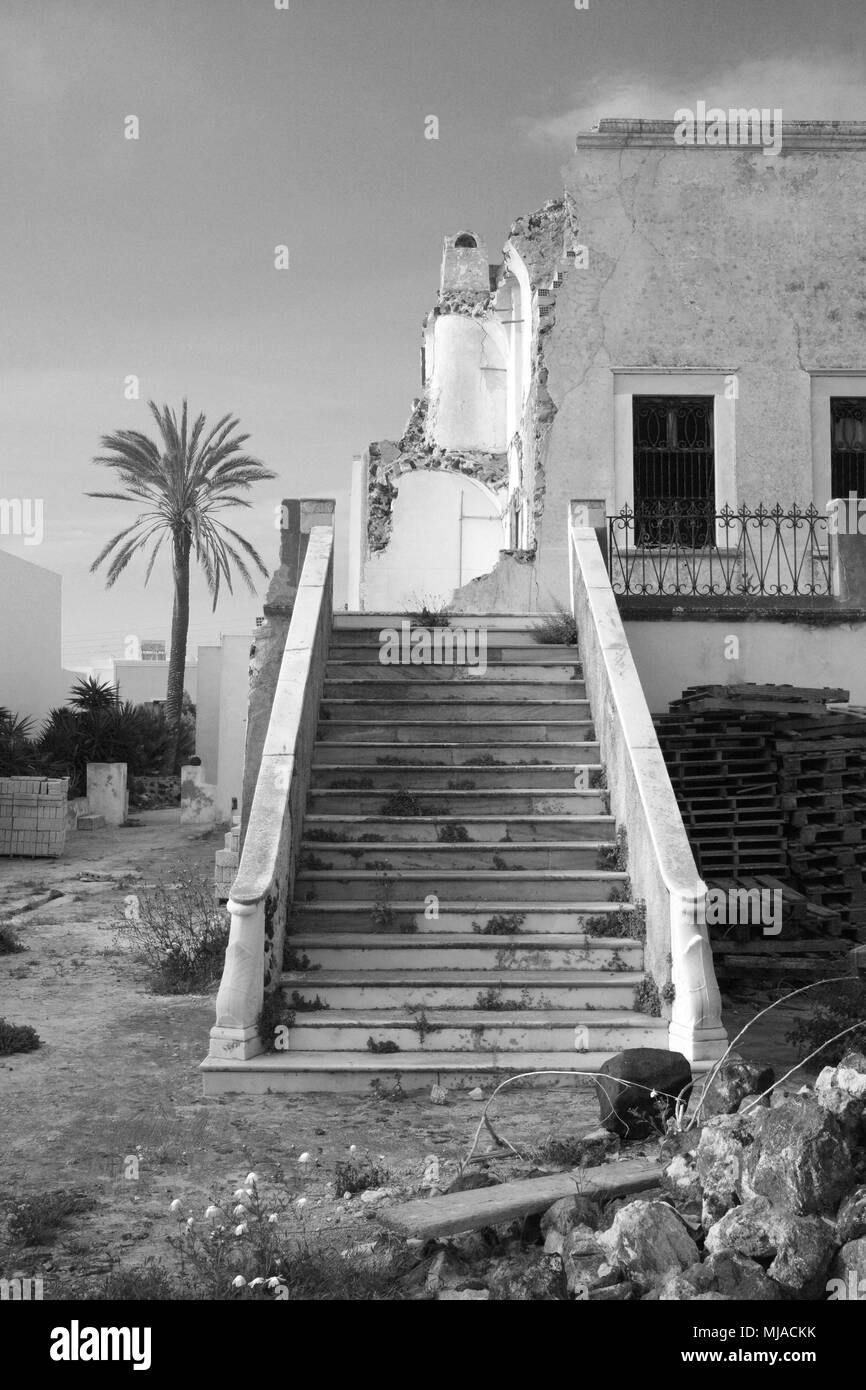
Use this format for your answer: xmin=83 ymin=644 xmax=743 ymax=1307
xmin=0 ymin=776 xmax=69 ymax=858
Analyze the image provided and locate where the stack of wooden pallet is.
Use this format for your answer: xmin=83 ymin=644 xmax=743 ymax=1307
xmin=705 ymin=873 xmax=849 ymax=983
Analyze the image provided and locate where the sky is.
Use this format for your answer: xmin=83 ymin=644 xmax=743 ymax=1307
xmin=2 ymin=0 xmax=866 ymax=672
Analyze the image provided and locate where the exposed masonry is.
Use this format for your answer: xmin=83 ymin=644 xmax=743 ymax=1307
xmin=366 ymin=195 xmax=583 ymax=559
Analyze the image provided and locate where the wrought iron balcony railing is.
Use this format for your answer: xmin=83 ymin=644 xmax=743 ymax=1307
xmin=608 ymin=501 xmax=830 ymax=598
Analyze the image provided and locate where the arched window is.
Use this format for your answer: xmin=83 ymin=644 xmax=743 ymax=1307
xmin=455 ymin=233 xmax=477 ymax=249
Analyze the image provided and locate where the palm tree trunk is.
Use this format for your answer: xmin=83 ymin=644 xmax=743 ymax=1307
xmin=164 ymin=532 xmax=191 ymax=772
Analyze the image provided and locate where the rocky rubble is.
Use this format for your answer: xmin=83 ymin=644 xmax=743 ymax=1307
xmin=400 ymin=1048 xmax=866 ymax=1300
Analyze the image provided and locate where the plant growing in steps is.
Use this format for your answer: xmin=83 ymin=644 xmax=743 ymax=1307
xmin=607 ymin=878 xmax=632 ymax=903
xmin=372 ymin=872 xmax=396 ymax=930
xmin=471 ymin=754 xmax=499 ymax=767
xmin=299 ymin=852 xmax=331 ymax=872
xmin=358 ymin=832 xmax=386 ymax=842
xmin=589 ymin=767 xmax=607 ymax=790
xmin=305 ymin=828 xmax=349 ymax=844
xmin=601 ymin=948 xmax=629 ymax=973
xmin=584 ymin=900 xmax=646 ymax=941
xmin=472 ymin=913 xmax=525 ymax=936
xmin=437 ymin=822 xmax=470 ymax=842
xmin=475 ymin=988 xmax=530 ymax=1011
xmin=661 ymin=982 xmax=676 ymax=1005
xmin=410 ymin=1006 xmax=439 ymax=1044
xmin=532 ymin=605 xmax=578 ymax=646
xmin=289 ymin=991 xmax=330 ymax=1012
xmin=447 ymin=777 xmax=476 ymax=790
xmin=366 ymin=1037 xmax=400 ymax=1054
xmin=633 ymin=976 xmax=662 ymax=1017
xmin=283 ymin=944 xmax=320 ymax=973
xmin=363 ymin=860 xmax=393 ymax=872
xmin=327 ymin=776 xmax=373 ymax=790
xmin=257 ymin=991 xmax=296 ymax=1049
xmin=375 ymin=756 xmax=411 ymax=766
xmin=491 ymin=853 xmax=520 ymax=870
xmin=407 ymin=596 xmax=451 ymax=628
xmin=381 ymin=790 xmax=425 ymax=817
xmin=597 ymin=827 xmax=628 ymax=872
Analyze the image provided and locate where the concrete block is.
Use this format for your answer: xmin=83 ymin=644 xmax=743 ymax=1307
xmin=86 ymin=762 xmax=127 ymax=827
xmin=77 ymin=814 xmax=106 ymax=831
xmin=180 ymin=765 xmax=218 ymax=826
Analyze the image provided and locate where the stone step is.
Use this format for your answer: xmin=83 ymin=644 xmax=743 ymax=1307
xmin=327 ymin=645 xmax=581 ymax=665
xmin=302 ymin=813 xmax=615 ymax=844
xmin=325 ymin=666 xmax=584 ymax=686
xmin=277 ymin=1008 xmax=664 ymax=1054
xmin=201 ymin=1050 xmax=639 ymax=1095
xmin=332 ymin=613 xmax=551 ymax=633
xmin=322 ymin=682 xmax=590 ymax=704
xmin=306 ymin=788 xmax=609 ymax=816
xmin=289 ymin=902 xmax=636 ymax=933
xmin=279 ymin=968 xmax=642 ymax=1010
xmin=294 ymin=868 xmax=628 ymax=903
xmin=311 ymin=764 xmax=602 ymax=791
xmin=311 ymin=741 xmax=600 ymax=767
xmin=300 ymin=840 xmax=614 ymax=871
xmin=287 ymin=933 xmax=642 ymax=971
xmin=317 ymin=720 xmax=595 ymax=744
xmin=319 ymin=699 xmax=591 ymax=722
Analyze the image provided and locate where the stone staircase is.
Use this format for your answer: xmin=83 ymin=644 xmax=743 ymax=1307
xmin=260 ymin=613 xmax=666 ymax=1090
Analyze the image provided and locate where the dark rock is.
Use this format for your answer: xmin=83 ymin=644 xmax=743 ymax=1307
xmin=706 ymin=1196 xmax=835 ymax=1298
xmin=595 ymin=1048 xmax=693 ymax=1140
xmin=697 ymin=1052 xmax=775 ymax=1120
xmin=487 ymin=1251 xmax=567 ymax=1301
xmin=836 ymin=1186 xmax=866 ymax=1244
xmin=706 ymin=1251 xmax=781 ymax=1301
xmin=697 ymin=1111 xmax=761 ymax=1228
xmin=560 ymin=1225 xmax=620 ymax=1297
xmin=746 ymin=1098 xmax=856 ymax=1216
xmin=597 ymin=1199 xmax=698 ymax=1288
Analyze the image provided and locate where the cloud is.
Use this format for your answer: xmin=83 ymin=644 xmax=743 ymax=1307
xmin=519 ymin=53 xmax=866 ymax=148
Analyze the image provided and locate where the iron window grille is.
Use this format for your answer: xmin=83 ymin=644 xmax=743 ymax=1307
xmin=632 ymin=396 xmax=715 ymax=545
xmin=830 ymin=398 xmax=866 ymax=498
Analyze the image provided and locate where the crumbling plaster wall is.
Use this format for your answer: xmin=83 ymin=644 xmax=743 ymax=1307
xmin=533 ymin=126 xmax=866 ymax=607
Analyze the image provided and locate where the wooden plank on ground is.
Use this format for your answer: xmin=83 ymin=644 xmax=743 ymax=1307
xmin=379 ymin=1157 xmax=661 ymax=1241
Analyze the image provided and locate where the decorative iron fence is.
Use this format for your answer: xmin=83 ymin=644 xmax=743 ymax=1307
xmin=608 ymin=502 xmax=830 ymax=597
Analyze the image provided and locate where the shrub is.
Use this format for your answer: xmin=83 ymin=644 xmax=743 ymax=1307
xmin=786 ymin=979 xmax=866 ymax=1066
xmin=333 ymin=1157 xmax=390 ymax=1195
xmin=36 ymin=698 xmax=194 ymax=796
xmin=408 ymin=596 xmax=451 ymax=627
xmin=0 ymin=926 xmax=25 ymax=955
xmin=7 ymin=1189 xmax=96 ymax=1245
xmin=634 ymin=977 xmax=662 ymax=1017
xmin=114 ymin=867 xmax=229 ymax=993
xmin=533 ymin=606 xmax=578 ymax=645
xmin=0 ymin=1018 xmax=42 ymax=1054
xmin=0 ymin=708 xmax=37 ymax=777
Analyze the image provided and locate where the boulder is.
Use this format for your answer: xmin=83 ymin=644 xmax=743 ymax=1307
xmin=541 ymin=1197 xmax=602 ymax=1254
xmin=697 ymin=1111 xmax=760 ymax=1228
xmin=698 ymin=1052 xmax=775 ymax=1120
xmin=746 ymin=1098 xmax=855 ymax=1216
xmin=815 ymin=1056 xmax=866 ymax=1133
xmin=656 ymin=1263 xmax=714 ymax=1300
xmin=597 ymin=1199 xmax=698 ymax=1289
xmin=706 ymin=1251 xmax=781 ymax=1301
xmin=595 ymin=1049 xmax=692 ymax=1140
xmin=661 ymin=1149 xmax=702 ymax=1221
xmin=836 ymin=1186 xmax=866 ymax=1244
xmin=560 ymin=1225 xmax=620 ymax=1297
xmin=706 ymin=1196 xmax=834 ymax=1298
xmin=487 ymin=1252 xmax=567 ymax=1301
xmin=587 ymin=1281 xmax=637 ymax=1300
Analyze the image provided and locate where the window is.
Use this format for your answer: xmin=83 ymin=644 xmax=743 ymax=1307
xmin=454 ymin=233 xmax=477 ymax=248
xmin=632 ymin=395 xmax=715 ymax=544
xmin=830 ymin=398 xmax=866 ymax=497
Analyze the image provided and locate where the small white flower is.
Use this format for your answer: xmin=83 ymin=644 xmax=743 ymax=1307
xmin=249 ymin=1277 xmax=264 ymax=1287
xmin=234 ymin=1222 xmax=249 ymax=1236
xmin=268 ymin=1213 xmax=279 ymax=1223
xmin=295 ymin=1197 xmax=308 ymax=1208
xmin=204 ymin=1205 xmax=221 ymax=1221
xmin=233 ymin=1204 xmax=248 ymax=1219
xmin=245 ymin=1172 xmax=260 ymax=1187
xmin=233 ymin=1188 xmax=249 ymax=1201
xmin=232 ymin=1275 xmax=247 ymax=1289
xmin=349 ymin=1144 xmax=357 ymax=1153
xmin=267 ymin=1276 xmax=286 ymax=1289
xmin=298 ymin=1152 xmax=310 ymax=1164
xmin=186 ymin=1217 xmax=195 ymax=1228
xmin=169 ymin=1199 xmax=183 ymax=1216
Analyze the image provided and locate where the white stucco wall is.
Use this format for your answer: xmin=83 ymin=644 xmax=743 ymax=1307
xmin=427 ymin=315 xmax=508 ymax=454
xmin=215 ymin=634 xmax=253 ymax=821
xmin=195 ymin=645 xmax=222 ymax=782
xmin=362 ymin=469 xmax=504 ymax=612
xmin=0 ymin=548 xmax=65 ymax=723
xmin=624 ymin=618 xmax=866 ymax=713
xmin=111 ymin=658 xmax=197 ymax=705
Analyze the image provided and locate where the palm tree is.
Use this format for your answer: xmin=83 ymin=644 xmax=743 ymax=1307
xmin=88 ymin=400 xmax=276 ymax=770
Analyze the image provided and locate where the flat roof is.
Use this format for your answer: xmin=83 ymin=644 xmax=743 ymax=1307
xmin=577 ymin=118 xmax=866 ymax=151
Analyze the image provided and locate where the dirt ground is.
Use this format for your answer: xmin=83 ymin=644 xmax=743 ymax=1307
xmin=0 ymin=813 xmax=813 ymax=1295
